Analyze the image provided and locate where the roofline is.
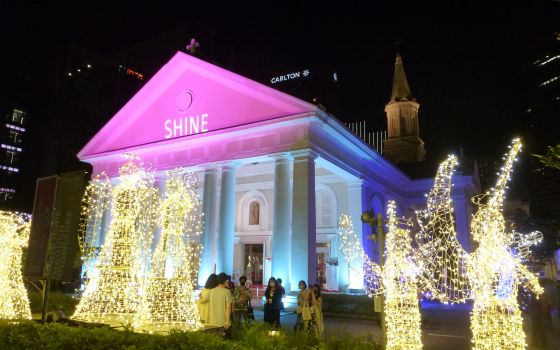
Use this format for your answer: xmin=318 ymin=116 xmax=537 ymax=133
xmin=78 ymin=51 xmax=317 ymax=158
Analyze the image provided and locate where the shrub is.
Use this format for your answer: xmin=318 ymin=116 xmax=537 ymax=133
xmin=0 ymin=321 xmax=380 ymax=349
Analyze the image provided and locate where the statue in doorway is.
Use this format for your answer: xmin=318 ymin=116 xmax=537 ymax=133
xmin=249 ymin=202 xmax=260 ymax=225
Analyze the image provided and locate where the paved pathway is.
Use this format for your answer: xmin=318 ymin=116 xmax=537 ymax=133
xmin=251 ymin=301 xmax=560 ymax=350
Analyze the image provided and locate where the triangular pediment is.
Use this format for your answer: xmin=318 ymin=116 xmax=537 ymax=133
xmin=78 ymin=52 xmax=316 ymax=159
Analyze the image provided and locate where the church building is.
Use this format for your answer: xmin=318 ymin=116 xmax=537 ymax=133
xmin=78 ymin=51 xmax=479 ymax=291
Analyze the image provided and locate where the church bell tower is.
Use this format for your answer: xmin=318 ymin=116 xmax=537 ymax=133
xmin=383 ymin=54 xmax=426 ymax=163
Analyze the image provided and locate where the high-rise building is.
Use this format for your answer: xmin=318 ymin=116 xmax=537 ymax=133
xmin=382 ymin=54 xmax=426 ymax=163
xmin=0 ymin=107 xmax=26 ymax=206
xmin=522 ymin=33 xmax=560 ymax=218
xmin=36 ymin=45 xmax=147 ymax=177
xmin=260 ymin=64 xmax=341 ymax=117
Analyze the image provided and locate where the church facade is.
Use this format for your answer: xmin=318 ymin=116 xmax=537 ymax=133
xmin=78 ymin=52 xmax=479 ymax=291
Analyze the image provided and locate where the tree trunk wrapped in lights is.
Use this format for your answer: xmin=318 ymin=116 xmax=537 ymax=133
xmin=469 ymin=139 xmax=543 ymax=350
xmin=414 ymin=155 xmax=471 ymax=303
xmin=134 ymin=171 xmax=203 ymax=332
xmin=338 ymin=203 xmax=422 ymax=350
xmin=0 ymin=211 xmax=32 ymax=320
xmin=73 ymin=161 xmax=159 ymax=325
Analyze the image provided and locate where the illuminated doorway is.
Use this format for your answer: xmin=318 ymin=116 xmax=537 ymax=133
xmin=244 ymin=244 xmax=264 ymax=286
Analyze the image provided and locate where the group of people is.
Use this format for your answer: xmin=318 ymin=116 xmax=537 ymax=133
xmin=294 ymin=280 xmax=324 ymax=338
xmin=197 ymin=272 xmax=252 ymax=335
xmin=197 ymin=273 xmax=324 ymax=339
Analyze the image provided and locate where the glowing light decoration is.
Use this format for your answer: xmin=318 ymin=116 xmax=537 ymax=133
xmin=0 ymin=211 xmax=31 ymax=320
xmin=414 ymin=155 xmax=471 ymax=303
xmin=338 ymin=205 xmax=422 ymax=350
xmin=78 ymin=172 xmax=112 ymax=285
xmin=383 ymin=201 xmax=422 ymax=350
xmin=134 ymin=170 xmax=203 ymax=332
xmin=468 ymin=139 xmax=543 ymax=350
xmin=73 ymin=161 xmax=159 ymax=325
xmin=337 ymin=213 xmax=383 ymax=295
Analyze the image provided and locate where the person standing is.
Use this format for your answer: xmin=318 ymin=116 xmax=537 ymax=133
xmin=233 ymin=275 xmax=252 ymax=327
xmin=226 ymin=275 xmax=235 ymax=294
xmin=264 ymin=277 xmax=282 ymax=328
xmin=199 ymin=273 xmax=232 ymax=336
xmin=294 ymin=280 xmax=311 ymax=331
xmin=197 ymin=274 xmax=218 ymax=325
xmin=277 ymin=278 xmax=286 ymax=312
xmin=310 ymin=283 xmax=324 ymax=339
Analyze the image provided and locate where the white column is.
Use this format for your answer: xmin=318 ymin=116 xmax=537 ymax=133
xmin=198 ymin=167 xmax=219 ymax=286
xmin=271 ymin=155 xmax=292 ymax=289
xmin=216 ymin=163 xmax=237 ymax=275
xmin=345 ymin=180 xmax=364 ymax=290
xmin=290 ymin=150 xmax=317 ymax=290
xmin=233 ymin=240 xmax=243 ymax=281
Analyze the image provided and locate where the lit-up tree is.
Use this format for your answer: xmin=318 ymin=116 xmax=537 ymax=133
xmin=0 ymin=211 xmax=32 ymax=320
xmin=414 ymin=155 xmax=471 ymax=303
xmin=338 ymin=213 xmax=383 ymax=295
xmin=338 ymin=203 xmax=422 ymax=350
xmin=469 ymin=139 xmax=543 ymax=350
xmin=134 ymin=171 xmax=203 ymax=332
xmin=73 ymin=161 xmax=159 ymax=324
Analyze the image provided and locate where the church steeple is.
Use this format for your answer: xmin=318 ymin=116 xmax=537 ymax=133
xmin=390 ymin=54 xmax=413 ymax=103
xmin=383 ymin=53 xmax=426 ymax=163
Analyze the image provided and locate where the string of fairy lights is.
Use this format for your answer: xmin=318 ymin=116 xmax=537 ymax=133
xmin=338 ymin=138 xmax=542 ymax=349
xmin=134 ymin=170 xmax=203 ymax=332
xmin=78 ymin=172 xmax=112 ymax=283
xmin=338 ymin=201 xmax=422 ymax=350
xmin=73 ymin=160 xmax=160 ymax=324
xmin=383 ymin=201 xmax=422 ymax=350
xmin=414 ymin=155 xmax=471 ymax=303
xmin=338 ymin=203 xmax=422 ymax=350
xmin=72 ymin=160 xmax=204 ymax=331
xmin=0 ymin=138 xmax=543 ymax=348
xmin=468 ymin=139 xmax=543 ymax=350
xmin=0 ymin=211 xmax=32 ymax=320
xmin=338 ymin=213 xmax=384 ymax=295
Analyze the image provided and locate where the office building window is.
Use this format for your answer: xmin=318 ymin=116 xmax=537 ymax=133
xmin=11 ymin=109 xmax=25 ymax=125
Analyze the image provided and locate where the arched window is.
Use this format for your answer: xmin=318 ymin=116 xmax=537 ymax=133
xmin=237 ymin=190 xmax=269 ymax=232
xmin=249 ymin=201 xmax=260 ymax=225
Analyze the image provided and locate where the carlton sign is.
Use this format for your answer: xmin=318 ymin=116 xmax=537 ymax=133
xmin=270 ymin=69 xmax=310 ymax=84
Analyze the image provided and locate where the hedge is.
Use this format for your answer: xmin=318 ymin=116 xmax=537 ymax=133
xmin=321 ymin=293 xmax=379 ymax=320
xmin=0 ymin=321 xmax=379 ymax=350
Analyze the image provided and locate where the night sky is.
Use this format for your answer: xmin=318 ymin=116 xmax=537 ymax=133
xmin=1 ymin=1 xmax=559 ymax=209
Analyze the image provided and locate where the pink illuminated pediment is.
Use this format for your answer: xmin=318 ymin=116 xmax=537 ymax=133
xmin=78 ymin=52 xmax=316 ymax=159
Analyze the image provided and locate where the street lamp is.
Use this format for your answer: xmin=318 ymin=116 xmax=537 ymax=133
xmin=361 ymin=209 xmax=386 ymax=348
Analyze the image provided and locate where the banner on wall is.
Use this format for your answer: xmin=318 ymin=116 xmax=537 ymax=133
xmin=326 ymin=257 xmax=338 ymax=291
